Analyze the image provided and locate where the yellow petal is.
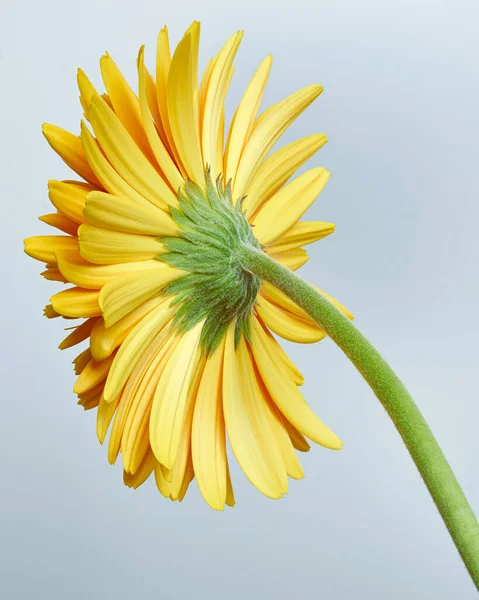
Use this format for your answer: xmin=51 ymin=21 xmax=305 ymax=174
xmin=103 ymin=299 xmax=175 ymax=402
xmin=167 ymin=356 xmax=205 ymax=500
xmin=233 ymin=84 xmax=323 ymax=197
xmin=201 ymin=31 xmax=243 ymax=178
xmin=256 ymin=376 xmax=304 ymax=480
xmin=252 ymin=167 xmax=330 ymax=244
xmin=90 ymin=296 xmax=164 ymax=362
xmin=42 ymin=123 xmax=101 ymax=187
xmin=223 ymin=324 xmax=288 ymax=499
xmin=108 ymin=325 xmax=173 ymax=464
xmin=100 ymin=52 xmax=154 ymax=162
xmin=242 ymin=134 xmax=327 ymax=217
xmin=88 ymin=95 xmax=177 ymax=210
xmin=192 ymin=336 xmax=229 ymax=510
xmin=44 ymin=304 xmax=61 ymax=319
xmin=225 ymin=462 xmax=236 ymax=507
xmin=73 ymin=352 xmax=116 ymax=395
xmin=256 ymin=293 xmax=326 ymax=344
xmin=81 ymin=121 xmax=165 ymax=209
xmin=84 ymin=191 xmax=177 ymax=237
xmin=156 ymin=26 xmax=179 ymax=161
xmin=198 ymin=58 xmax=214 ymax=143
xmin=47 ymin=180 xmax=90 ymax=224
xmin=265 ymin=247 xmax=309 ymax=271
xmin=121 ymin=333 xmax=180 ymax=473
xmin=137 ymin=46 xmax=184 ymax=192
xmin=266 ymin=221 xmax=335 ymax=253
xmin=123 ymin=449 xmax=156 ymax=489
xmin=253 ymin=315 xmax=304 ymax=386
xmin=77 ymin=68 xmax=97 ymax=117
xmin=250 ymin=318 xmax=342 ymax=450
xmin=149 ymin=320 xmax=203 ymax=469
xmin=41 ymin=267 xmax=68 ymax=283
xmin=50 ymin=287 xmax=101 ymax=318
xmin=24 ymin=235 xmax=78 ymax=263
xmin=73 ymin=348 xmax=91 ymax=375
xmin=99 ymin=264 xmax=181 ymax=327
xmin=78 ymin=223 xmax=164 ymax=265
xmin=224 ymin=55 xmax=272 ymax=187
xmin=167 ymin=22 xmax=204 ymax=185
xmin=59 ymin=317 xmax=99 ymax=350
xmin=57 ymin=248 xmax=162 ymax=289
xmin=96 ymin=392 xmax=120 ymax=444
xmin=39 ymin=214 xmax=79 ymax=236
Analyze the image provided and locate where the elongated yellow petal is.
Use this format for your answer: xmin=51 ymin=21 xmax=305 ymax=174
xmin=108 ymin=325 xmax=173 ymax=464
xmin=88 ymin=95 xmax=177 ymax=209
xmin=192 ymin=336 xmax=229 ymax=510
xmin=265 ymin=247 xmax=309 ymax=271
xmin=166 ymin=356 xmax=205 ymax=500
xmin=39 ymin=214 xmax=79 ymax=236
xmin=59 ymin=317 xmax=99 ymax=350
xmin=252 ymin=167 xmax=330 ymax=244
xmin=233 ymin=84 xmax=323 ymax=197
xmin=256 ymin=293 xmax=326 ymax=343
xmin=41 ymin=267 xmax=68 ymax=283
xmin=266 ymin=221 xmax=335 ymax=253
xmin=78 ymin=223 xmax=164 ymax=265
xmin=24 ymin=235 xmax=78 ymax=263
xmin=167 ymin=22 xmax=204 ymax=185
xmin=142 ymin=64 xmax=162 ymax=132
xmin=81 ymin=122 xmax=163 ymax=210
xmin=137 ymin=46 xmax=184 ymax=192
xmin=57 ymin=248 xmax=164 ymax=289
xmin=77 ymin=68 xmax=97 ymax=116
xmin=156 ymin=26 xmax=179 ymax=159
xmin=96 ymin=392 xmax=120 ymax=444
xmin=198 ymin=58 xmax=214 ymax=143
xmin=243 ymin=134 xmax=327 ymax=217
xmin=201 ymin=31 xmax=243 ymax=178
xmin=121 ymin=333 xmax=179 ymax=473
xmin=42 ymin=123 xmax=101 ymax=187
xmin=90 ymin=296 xmax=164 ymax=362
xmin=73 ymin=348 xmax=91 ymax=375
xmin=257 ymin=376 xmax=304 ymax=480
xmin=100 ymin=52 xmax=154 ymax=162
xmin=224 ymin=55 xmax=272 ymax=186
xmin=251 ymin=318 xmax=342 ymax=450
xmin=149 ymin=320 xmax=203 ymax=469
xmin=223 ymin=324 xmax=288 ymax=498
xmin=74 ymin=352 xmax=116 ymax=395
xmin=50 ymin=287 xmax=101 ymax=318
xmin=47 ymin=180 xmax=90 ymax=224
xmin=84 ymin=191 xmax=177 ymax=237
xmin=123 ymin=449 xmax=156 ymax=489
xmin=103 ymin=300 xmax=175 ymax=402
xmin=99 ymin=264 xmax=180 ymax=327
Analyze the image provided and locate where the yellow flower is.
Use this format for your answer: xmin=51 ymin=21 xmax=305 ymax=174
xmin=24 ymin=22 xmax=353 ymax=509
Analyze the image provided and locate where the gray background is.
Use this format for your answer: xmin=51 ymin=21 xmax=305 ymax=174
xmin=1 ymin=0 xmax=478 ymax=598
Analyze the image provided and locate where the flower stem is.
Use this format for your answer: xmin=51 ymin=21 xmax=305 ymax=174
xmin=239 ymin=243 xmax=479 ymax=589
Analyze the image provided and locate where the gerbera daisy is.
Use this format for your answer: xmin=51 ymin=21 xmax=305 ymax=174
xmin=24 ymin=21 xmax=353 ymax=509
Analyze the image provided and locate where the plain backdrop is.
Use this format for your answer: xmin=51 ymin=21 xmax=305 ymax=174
xmin=1 ymin=0 xmax=478 ymax=598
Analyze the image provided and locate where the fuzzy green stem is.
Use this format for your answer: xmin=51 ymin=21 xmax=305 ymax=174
xmin=239 ymin=243 xmax=479 ymax=589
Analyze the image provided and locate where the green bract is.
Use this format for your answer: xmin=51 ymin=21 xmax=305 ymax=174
xmin=160 ymin=171 xmax=261 ymax=353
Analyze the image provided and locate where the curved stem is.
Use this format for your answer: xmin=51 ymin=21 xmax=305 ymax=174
xmin=239 ymin=243 xmax=479 ymax=589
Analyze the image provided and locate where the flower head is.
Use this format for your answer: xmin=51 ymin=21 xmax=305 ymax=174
xmin=25 ymin=22 xmax=352 ymax=508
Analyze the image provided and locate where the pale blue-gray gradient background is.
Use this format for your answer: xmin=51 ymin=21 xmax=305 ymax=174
xmin=1 ymin=0 xmax=478 ymax=598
